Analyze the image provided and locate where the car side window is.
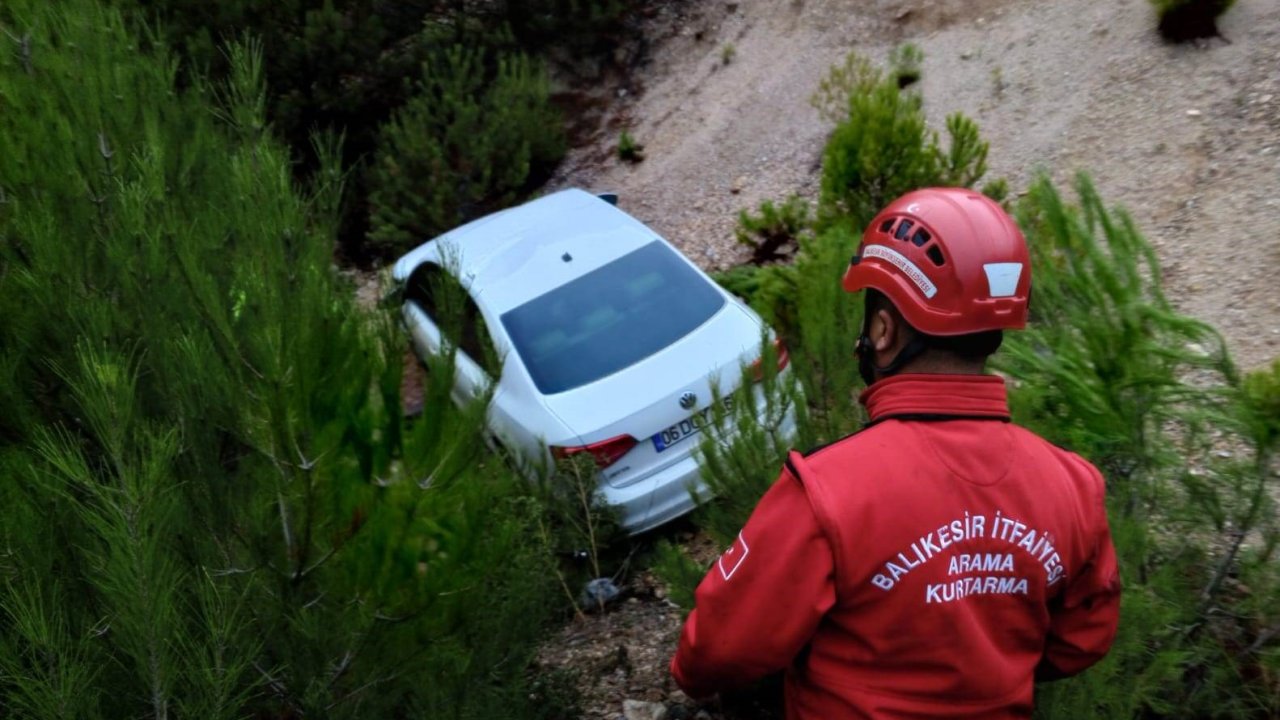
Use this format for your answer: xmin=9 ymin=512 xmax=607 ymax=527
xmin=405 ymin=263 xmax=499 ymax=376
xmin=404 ymin=263 xmax=444 ymax=317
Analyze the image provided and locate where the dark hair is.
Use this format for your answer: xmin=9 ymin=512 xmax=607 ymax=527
xmin=864 ymin=289 xmax=1003 ymax=361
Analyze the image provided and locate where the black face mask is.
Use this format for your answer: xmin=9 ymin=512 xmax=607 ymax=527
xmin=856 ymin=333 xmax=877 ymax=387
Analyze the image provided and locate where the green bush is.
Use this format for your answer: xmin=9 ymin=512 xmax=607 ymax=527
xmin=130 ymin=1 xmax=631 ymax=263
xmin=811 ymin=51 xmax=1000 ymax=230
xmin=651 ymin=540 xmax=705 ymax=615
xmin=496 ymin=0 xmax=629 ymax=52
xmin=618 ymin=129 xmax=645 ymax=162
xmin=819 ymin=85 xmax=992 ymax=228
xmin=693 ymin=337 xmax=814 ymax=545
xmin=367 ymin=46 xmax=565 ymax=259
xmin=0 ymin=3 xmax=564 ymax=716
xmin=1241 ymin=358 xmax=1280 ymax=455
xmin=134 ymin=0 xmax=445 ymax=257
xmin=1149 ymin=0 xmax=1237 ymax=41
xmin=1004 ymin=176 xmax=1278 ymax=718
xmin=712 ymin=263 xmax=799 ymax=331
xmin=889 ymin=42 xmax=924 ymax=88
xmin=735 ymin=195 xmax=811 ymax=264
xmin=533 ymin=454 xmax=627 ymax=615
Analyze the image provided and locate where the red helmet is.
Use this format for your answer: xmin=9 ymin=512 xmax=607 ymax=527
xmin=842 ymin=187 xmax=1030 ymax=335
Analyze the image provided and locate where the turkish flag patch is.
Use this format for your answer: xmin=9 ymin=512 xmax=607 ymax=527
xmin=718 ymin=531 xmax=750 ymax=581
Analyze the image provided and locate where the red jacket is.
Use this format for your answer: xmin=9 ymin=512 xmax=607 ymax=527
xmin=671 ymin=374 xmax=1121 ymax=719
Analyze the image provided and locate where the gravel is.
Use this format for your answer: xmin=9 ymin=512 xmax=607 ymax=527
xmin=551 ymin=0 xmax=1280 ymax=370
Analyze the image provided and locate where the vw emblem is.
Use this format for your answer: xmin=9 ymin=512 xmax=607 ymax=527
xmin=679 ymin=391 xmax=698 ymax=410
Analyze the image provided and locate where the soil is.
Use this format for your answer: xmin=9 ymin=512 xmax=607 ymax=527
xmin=536 ymin=1 xmax=1280 ymax=717
xmin=550 ymin=0 xmax=1280 ymax=371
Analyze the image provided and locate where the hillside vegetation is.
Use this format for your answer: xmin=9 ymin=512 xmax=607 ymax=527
xmin=0 ymin=2 xmax=570 ymax=716
xmin=0 ymin=1 xmax=1277 ymax=718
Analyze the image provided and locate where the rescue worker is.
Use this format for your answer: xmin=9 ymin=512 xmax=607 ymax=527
xmin=670 ymin=188 xmax=1121 ymax=718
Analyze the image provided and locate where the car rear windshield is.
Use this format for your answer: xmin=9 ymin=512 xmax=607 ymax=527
xmin=501 ymin=241 xmax=726 ymax=395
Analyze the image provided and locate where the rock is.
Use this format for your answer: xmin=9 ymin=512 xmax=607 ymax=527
xmin=730 ymin=176 xmax=746 ymax=194
xmin=581 ymin=577 xmax=622 ymax=612
xmin=1186 ymin=109 xmax=1202 ymax=117
xmin=623 ymin=699 xmax=669 ymax=720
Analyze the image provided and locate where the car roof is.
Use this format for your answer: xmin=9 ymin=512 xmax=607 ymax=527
xmin=393 ymin=188 xmax=668 ymax=314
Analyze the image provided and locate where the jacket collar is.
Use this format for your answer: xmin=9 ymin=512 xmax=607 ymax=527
xmin=858 ymin=373 xmax=1011 ymax=424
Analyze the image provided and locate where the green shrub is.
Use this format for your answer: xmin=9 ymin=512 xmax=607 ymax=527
xmin=533 ymin=454 xmax=627 ymax=615
xmin=616 ymin=129 xmax=645 ymax=163
xmin=889 ymin=42 xmax=924 ymax=88
xmin=651 ymin=540 xmax=705 ymax=615
xmin=1001 ymin=175 xmax=1235 ymax=513
xmin=693 ymin=338 xmax=814 ymax=545
xmin=786 ymin=223 xmax=869 ymax=440
xmin=1149 ymin=0 xmax=1237 ymax=41
xmin=809 ymin=51 xmax=998 ymax=231
xmin=819 ymin=85 xmax=992 ymax=228
xmin=367 ymin=46 xmax=565 ymax=259
xmin=1241 ymin=359 xmax=1280 ymax=450
xmin=721 ymin=42 xmax=737 ymax=65
xmin=810 ymin=51 xmax=882 ymax=126
xmin=735 ymin=195 xmax=811 ymax=264
xmin=0 ymin=4 xmax=563 ymax=716
xmin=712 ymin=263 xmax=800 ymax=332
xmin=1003 ymin=176 xmax=1279 ymax=717
xmin=617 ymin=129 xmax=645 ymax=163
xmin=130 ymin=1 xmax=634 ymax=264
xmin=490 ymin=0 xmax=629 ymax=52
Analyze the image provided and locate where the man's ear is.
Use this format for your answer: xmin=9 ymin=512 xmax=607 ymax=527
xmin=872 ymin=308 xmax=897 ymax=353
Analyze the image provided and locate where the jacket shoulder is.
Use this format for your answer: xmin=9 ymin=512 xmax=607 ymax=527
xmin=1009 ymin=426 xmax=1104 ymax=474
xmin=798 ymin=421 xmax=897 ymax=463
xmin=1008 ymin=425 xmax=1108 ymax=503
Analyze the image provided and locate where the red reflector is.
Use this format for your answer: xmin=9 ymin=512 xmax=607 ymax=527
xmin=551 ymin=434 xmax=638 ymax=469
xmin=750 ymin=338 xmax=790 ymax=382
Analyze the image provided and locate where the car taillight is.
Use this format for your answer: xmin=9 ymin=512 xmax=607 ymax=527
xmin=551 ymin=434 xmax=638 ymax=469
xmin=750 ymin=337 xmax=790 ymax=382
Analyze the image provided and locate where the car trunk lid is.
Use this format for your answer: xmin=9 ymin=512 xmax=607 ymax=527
xmin=539 ymin=303 xmax=767 ymax=488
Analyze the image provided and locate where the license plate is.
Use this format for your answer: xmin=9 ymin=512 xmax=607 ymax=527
xmin=652 ymin=396 xmax=733 ymax=452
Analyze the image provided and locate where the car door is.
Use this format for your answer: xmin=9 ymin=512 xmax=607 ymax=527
xmin=402 ymin=262 xmax=497 ymax=407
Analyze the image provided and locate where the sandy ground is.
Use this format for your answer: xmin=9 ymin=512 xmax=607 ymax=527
xmin=551 ymin=0 xmax=1280 ymax=370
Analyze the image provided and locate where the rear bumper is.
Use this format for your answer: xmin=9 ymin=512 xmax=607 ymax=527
xmin=605 ymin=406 xmax=799 ymax=534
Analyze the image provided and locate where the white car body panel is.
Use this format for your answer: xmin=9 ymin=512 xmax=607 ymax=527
xmin=393 ymin=188 xmax=796 ymax=533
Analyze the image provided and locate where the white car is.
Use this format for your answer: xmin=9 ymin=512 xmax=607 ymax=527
xmin=391 ymin=189 xmax=795 ymax=533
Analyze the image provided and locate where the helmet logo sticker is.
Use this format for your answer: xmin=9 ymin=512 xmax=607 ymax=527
xmin=862 ymin=245 xmax=938 ymax=299
xmin=983 ymin=263 xmax=1024 ymax=298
